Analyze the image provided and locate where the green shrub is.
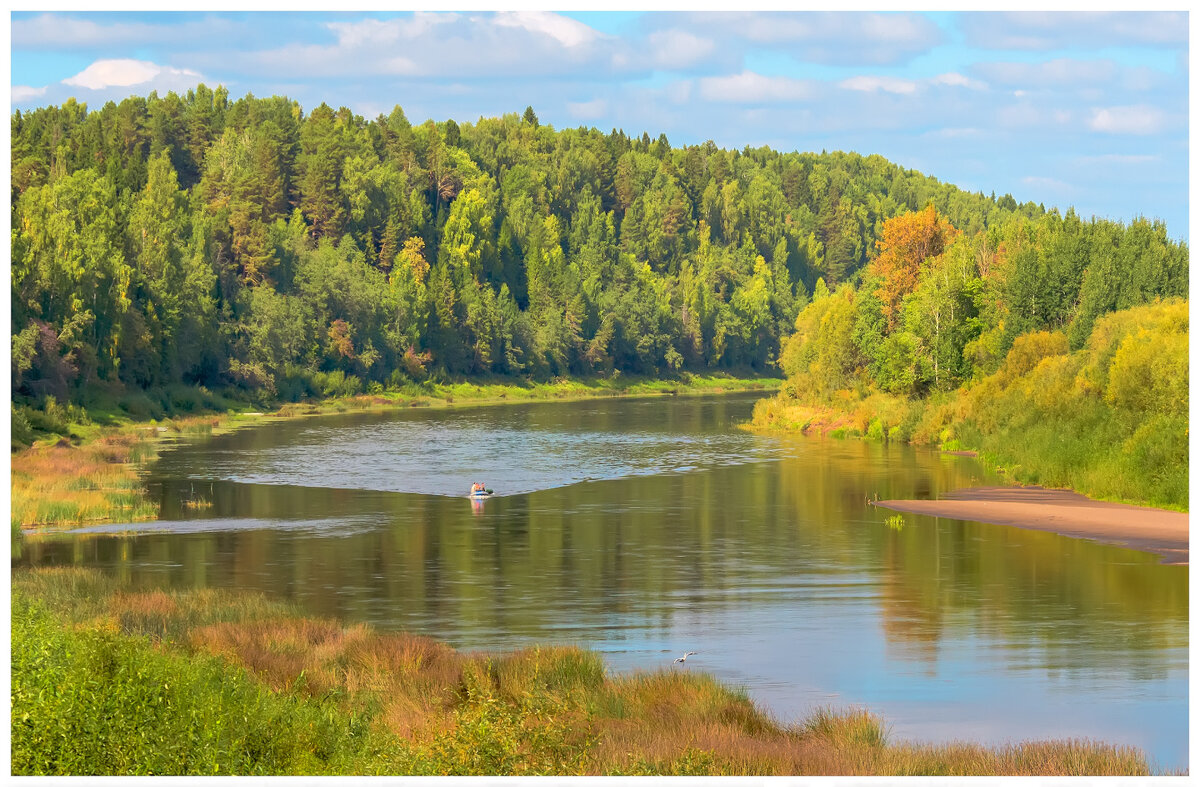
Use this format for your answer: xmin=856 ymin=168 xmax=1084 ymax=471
xmin=996 ymin=331 xmax=1068 ymax=383
xmin=12 ymin=404 xmax=35 ymax=448
xmin=117 ymin=392 xmax=165 ymax=421
xmin=312 ymin=370 xmax=362 ymax=398
xmin=24 ymin=396 xmax=73 ymax=436
xmin=1105 ymin=327 xmax=1187 ymax=416
xmin=11 ymin=593 xmax=400 ymax=776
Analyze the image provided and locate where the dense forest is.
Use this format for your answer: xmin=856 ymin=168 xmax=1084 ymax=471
xmin=10 ymin=85 xmax=1186 ymax=415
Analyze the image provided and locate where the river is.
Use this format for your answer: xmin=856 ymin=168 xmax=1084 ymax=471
xmin=16 ymin=392 xmax=1189 ymax=770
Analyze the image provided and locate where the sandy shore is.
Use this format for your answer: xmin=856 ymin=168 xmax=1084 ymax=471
xmin=873 ymin=486 xmax=1189 ymax=565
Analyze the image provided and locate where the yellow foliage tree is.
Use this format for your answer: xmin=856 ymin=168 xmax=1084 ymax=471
xmin=870 ymin=205 xmax=959 ymax=330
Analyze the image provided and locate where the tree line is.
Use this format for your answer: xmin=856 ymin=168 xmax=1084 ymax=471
xmin=10 ymin=85 xmax=1183 ymax=408
xmin=778 ymin=204 xmax=1186 ymax=400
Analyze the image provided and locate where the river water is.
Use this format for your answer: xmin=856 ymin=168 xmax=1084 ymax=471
xmin=16 ymin=393 xmax=1188 ymax=770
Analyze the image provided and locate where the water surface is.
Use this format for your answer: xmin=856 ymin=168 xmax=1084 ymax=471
xmin=17 ymin=394 xmax=1188 ymax=770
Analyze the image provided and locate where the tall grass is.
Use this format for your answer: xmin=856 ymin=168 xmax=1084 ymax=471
xmin=11 ymin=568 xmax=1159 ymax=776
xmin=11 ymin=433 xmax=159 ymax=531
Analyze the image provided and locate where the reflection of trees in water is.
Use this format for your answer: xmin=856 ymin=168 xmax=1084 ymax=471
xmin=770 ymin=444 xmax=1187 ymax=671
xmin=20 ymin=430 xmax=1186 ymax=677
xmin=877 ymin=520 xmax=1185 ymax=676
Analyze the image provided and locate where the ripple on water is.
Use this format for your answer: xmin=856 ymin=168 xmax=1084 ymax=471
xmin=161 ymin=417 xmax=788 ymax=497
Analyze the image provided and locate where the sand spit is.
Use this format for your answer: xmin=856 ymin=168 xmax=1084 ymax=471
xmin=873 ymin=486 xmax=1188 ymax=565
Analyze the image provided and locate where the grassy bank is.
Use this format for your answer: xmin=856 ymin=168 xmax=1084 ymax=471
xmin=11 ymin=413 xmax=252 ymax=535
xmin=751 ymin=300 xmax=1188 ymax=511
xmin=12 ymin=567 xmax=1158 ymax=777
xmin=12 ymin=374 xmax=779 ymax=535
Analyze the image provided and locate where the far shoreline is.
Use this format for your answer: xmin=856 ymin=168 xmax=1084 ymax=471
xmin=873 ymin=486 xmax=1189 ymax=565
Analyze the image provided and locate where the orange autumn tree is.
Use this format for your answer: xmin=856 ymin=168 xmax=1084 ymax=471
xmin=870 ymin=205 xmax=959 ymax=329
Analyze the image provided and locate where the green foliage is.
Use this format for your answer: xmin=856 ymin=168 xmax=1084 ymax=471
xmin=411 ymin=662 xmax=596 ymax=776
xmin=12 ymin=403 xmax=36 ymax=448
xmin=764 ymin=194 xmax=1186 ymax=509
xmin=11 ymin=593 xmax=399 ymax=775
xmin=955 ymin=300 xmax=1188 ymax=508
xmin=778 ymin=284 xmax=859 ymax=398
xmin=14 ymin=88 xmax=1116 ymax=409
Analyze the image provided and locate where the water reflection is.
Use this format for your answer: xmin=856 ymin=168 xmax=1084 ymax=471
xmin=15 ymin=394 xmax=1188 ymax=770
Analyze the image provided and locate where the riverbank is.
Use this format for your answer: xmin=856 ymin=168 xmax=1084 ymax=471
xmin=756 ymin=299 xmax=1188 ymax=513
xmin=873 ymin=486 xmax=1189 ymax=565
xmin=12 ymin=375 xmax=779 ymax=534
xmin=748 ymin=389 xmax=1188 ymax=514
xmin=11 ymin=566 xmax=1160 ymax=777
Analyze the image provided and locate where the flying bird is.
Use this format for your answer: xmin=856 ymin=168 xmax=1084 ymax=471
xmin=673 ymin=651 xmax=698 ymax=664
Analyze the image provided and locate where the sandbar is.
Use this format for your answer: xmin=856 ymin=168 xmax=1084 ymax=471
xmin=873 ymin=486 xmax=1188 ymax=565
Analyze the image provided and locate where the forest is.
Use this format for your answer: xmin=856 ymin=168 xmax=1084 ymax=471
xmin=756 ymin=204 xmax=1188 ymax=507
xmin=10 ymin=85 xmax=1186 ymax=420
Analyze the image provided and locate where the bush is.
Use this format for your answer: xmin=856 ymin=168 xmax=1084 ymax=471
xmin=11 ymin=593 xmax=398 ymax=775
xmin=1105 ymin=327 xmax=1187 ymax=416
xmin=25 ymin=395 xmax=73 ymax=436
xmin=312 ymin=370 xmax=362 ymax=398
xmin=165 ymin=385 xmax=214 ymax=414
xmin=12 ymin=404 xmax=36 ymax=449
xmin=996 ymin=331 xmax=1068 ymax=383
xmin=117 ymin=393 xmax=166 ymax=421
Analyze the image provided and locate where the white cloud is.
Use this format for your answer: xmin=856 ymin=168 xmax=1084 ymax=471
xmin=493 ymin=11 xmax=598 ymax=48
xmin=997 ymin=103 xmax=1044 ymax=128
xmin=63 ymin=59 xmax=203 ymax=91
xmin=226 ymin=12 xmax=619 ymax=82
xmin=677 ymin=11 xmax=942 ymax=65
xmin=567 ymin=98 xmax=608 ymax=120
xmin=1089 ymin=105 xmax=1167 ymax=135
xmin=664 ymin=79 xmax=693 ymax=105
xmin=12 ymin=85 xmax=47 ymax=102
xmin=647 ymin=29 xmax=715 ymax=70
xmin=840 ymin=75 xmax=918 ymax=95
xmin=65 ymin=59 xmax=159 ymax=90
xmin=973 ymin=58 xmax=1117 ymax=89
xmin=698 ymin=71 xmax=813 ymax=103
xmin=959 ymin=11 xmax=1187 ymax=50
xmin=932 ymin=72 xmax=986 ymax=90
xmin=327 ymin=12 xmax=455 ymax=49
xmin=12 ymin=12 xmax=246 ymax=50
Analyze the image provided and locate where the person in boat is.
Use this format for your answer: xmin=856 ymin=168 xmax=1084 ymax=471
xmin=471 ymin=482 xmax=486 ymax=495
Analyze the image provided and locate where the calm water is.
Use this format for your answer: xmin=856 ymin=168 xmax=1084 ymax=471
xmin=17 ymin=393 xmax=1188 ymax=770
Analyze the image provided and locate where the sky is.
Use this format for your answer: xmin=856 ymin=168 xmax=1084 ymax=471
xmin=9 ymin=10 xmax=1190 ymax=239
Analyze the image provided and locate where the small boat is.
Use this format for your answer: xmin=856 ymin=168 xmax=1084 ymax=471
xmin=469 ymin=488 xmax=494 ymax=499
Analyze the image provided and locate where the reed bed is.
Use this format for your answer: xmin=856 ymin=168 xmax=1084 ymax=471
xmin=11 ymin=433 xmax=158 ymax=531
xmin=12 ymin=567 xmax=1161 ymax=777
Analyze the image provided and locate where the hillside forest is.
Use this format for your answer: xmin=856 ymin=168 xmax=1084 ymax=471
xmin=10 ymin=87 xmax=1187 ymax=428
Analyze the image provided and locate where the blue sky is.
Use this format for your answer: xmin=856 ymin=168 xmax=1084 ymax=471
xmin=10 ymin=11 xmax=1189 ymax=238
